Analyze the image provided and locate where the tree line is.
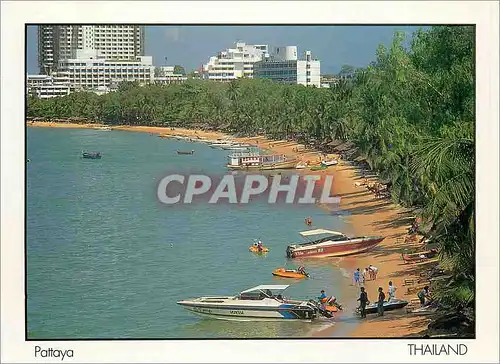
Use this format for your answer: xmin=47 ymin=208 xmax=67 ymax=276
xmin=27 ymin=26 xmax=475 ymax=333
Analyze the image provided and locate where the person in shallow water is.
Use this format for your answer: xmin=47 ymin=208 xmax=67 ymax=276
xmin=318 ymin=290 xmax=328 ymax=309
xmin=357 ymin=287 xmax=369 ymax=318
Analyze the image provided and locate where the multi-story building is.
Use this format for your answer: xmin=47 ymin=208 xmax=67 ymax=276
xmin=38 ymin=25 xmax=145 ymax=74
xmin=203 ymin=42 xmax=268 ymax=81
xmin=54 ymin=49 xmax=154 ymax=90
xmin=26 ymin=74 xmax=71 ymax=99
xmin=253 ymin=48 xmax=321 ymax=87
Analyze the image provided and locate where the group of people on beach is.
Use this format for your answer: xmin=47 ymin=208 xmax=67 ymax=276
xmin=353 ymin=265 xmax=378 ymax=287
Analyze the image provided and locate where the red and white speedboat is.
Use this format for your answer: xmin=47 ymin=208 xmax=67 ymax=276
xmin=286 ymin=229 xmax=384 ymax=259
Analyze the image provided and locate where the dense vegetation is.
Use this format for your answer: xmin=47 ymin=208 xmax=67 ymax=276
xmin=28 ymin=26 xmax=475 ymax=332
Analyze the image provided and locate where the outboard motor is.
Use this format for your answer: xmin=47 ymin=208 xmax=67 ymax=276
xmin=286 ymin=246 xmax=292 ymax=259
xmin=308 ymin=299 xmax=334 ymax=319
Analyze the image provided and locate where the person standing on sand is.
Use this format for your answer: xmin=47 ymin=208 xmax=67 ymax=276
xmin=388 ymin=281 xmax=397 ymax=301
xmin=377 ymin=287 xmax=386 ymax=317
xmin=369 ymin=265 xmax=378 ymax=280
xmin=357 ymin=287 xmax=369 ymax=318
xmin=362 ymin=268 xmax=369 ymax=282
xmin=353 ymin=268 xmax=361 ymax=287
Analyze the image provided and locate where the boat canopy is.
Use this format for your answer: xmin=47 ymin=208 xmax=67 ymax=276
xmin=240 ymin=285 xmax=290 ymax=294
xmin=299 ymin=229 xmax=345 ymax=237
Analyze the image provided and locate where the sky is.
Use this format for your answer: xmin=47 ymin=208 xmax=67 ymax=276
xmin=26 ymin=25 xmax=426 ymax=75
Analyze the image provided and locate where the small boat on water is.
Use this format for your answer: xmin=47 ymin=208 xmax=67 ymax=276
xmin=177 ymin=284 xmax=333 ymax=321
xmin=286 ymin=229 xmax=384 ymax=259
xmin=210 ymin=142 xmax=234 ymax=149
xmin=272 ymin=268 xmax=308 ymax=279
xmin=177 ymin=150 xmax=195 ymax=155
xmin=81 ymin=151 xmax=102 ymax=159
xmin=249 ymin=245 xmax=269 ymax=253
xmin=356 ymin=299 xmax=409 ymax=315
xmin=227 ymin=152 xmax=298 ymax=170
xmin=94 ymin=126 xmax=112 ymax=131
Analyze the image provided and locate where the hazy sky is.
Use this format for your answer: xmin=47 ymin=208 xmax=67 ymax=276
xmin=26 ymin=25 xmax=426 ymax=74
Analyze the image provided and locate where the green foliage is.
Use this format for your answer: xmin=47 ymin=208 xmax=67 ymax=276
xmin=28 ymin=26 xmax=475 ymax=320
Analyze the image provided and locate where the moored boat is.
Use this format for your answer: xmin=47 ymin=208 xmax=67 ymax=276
xmin=94 ymin=126 xmax=112 ymax=131
xmin=177 ymin=150 xmax=195 ymax=155
xmin=249 ymin=245 xmax=269 ymax=253
xmin=272 ymin=268 xmax=308 ymax=279
xmin=286 ymin=229 xmax=384 ymax=259
xmin=227 ymin=152 xmax=297 ymax=170
xmin=177 ymin=284 xmax=333 ymax=321
xmin=81 ymin=151 xmax=102 ymax=159
xmin=356 ymin=299 xmax=409 ymax=315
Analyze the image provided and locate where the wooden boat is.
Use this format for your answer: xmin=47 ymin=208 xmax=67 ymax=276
xmin=401 ymin=249 xmax=438 ymax=264
xmin=272 ymin=268 xmax=308 ymax=279
xmin=177 ymin=150 xmax=195 ymax=155
xmin=286 ymin=229 xmax=384 ymax=259
xmin=249 ymin=245 xmax=269 ymax=253
xmin=227 ymin=152 xmax=297 ymax=170
xmin=82 ymin=151 xmax=102 ymax=159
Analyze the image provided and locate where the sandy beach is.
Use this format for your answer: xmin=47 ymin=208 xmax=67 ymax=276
xmin=28 ymin=121 xmax=434 ymax=337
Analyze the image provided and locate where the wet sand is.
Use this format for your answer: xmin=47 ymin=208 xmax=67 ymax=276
xmin=28 ymin=121 xmax=434 ymax=337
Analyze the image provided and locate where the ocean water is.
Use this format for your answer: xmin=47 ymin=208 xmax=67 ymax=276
xmin=27 ymin=128 xmax=349 ymax=339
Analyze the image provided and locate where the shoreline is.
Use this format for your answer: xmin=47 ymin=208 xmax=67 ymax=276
xmin=27 ymin=121 xmax=433 ymax=337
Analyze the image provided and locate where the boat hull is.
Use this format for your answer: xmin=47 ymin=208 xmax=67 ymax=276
xmin=177 ymin=301 xmax=317 ymax=321
xmin=287 ymin=237 xmax=384 ymax=258
xmin=272 ymin=268 xmax=307 ymax=279
xmin=362 ymin=300 xmax=409 ymax=315
xmin=249 ymin=246 xmax=269 ymax=253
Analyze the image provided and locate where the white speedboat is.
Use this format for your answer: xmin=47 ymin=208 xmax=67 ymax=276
xmin=177 ymin=285 xmax=332 ymax=321
xmin=321 ymin=159 xmax=338 ymax=166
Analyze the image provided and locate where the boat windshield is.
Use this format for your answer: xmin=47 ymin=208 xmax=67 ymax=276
xmin=298 ymin=233 xmax=349 ymax=246
xmin=239 ymin=285 xmax=289 ymax=300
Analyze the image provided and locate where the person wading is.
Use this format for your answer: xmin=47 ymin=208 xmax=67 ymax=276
xmin=357 ymin=287 xmax=369 ymax=319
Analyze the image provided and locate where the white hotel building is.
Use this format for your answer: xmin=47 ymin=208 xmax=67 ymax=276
xmin=28 ymin=49 xmax=154 ymax=98
xmin=56 ymin=49 xmax=154 ymax=90
xmin=253 ymin=47 xmax=321 ymax=87
xmin=203 ymin=42 xmax=269 ymax=81
xmin=26 ymin=74 xmax=71 ymax=99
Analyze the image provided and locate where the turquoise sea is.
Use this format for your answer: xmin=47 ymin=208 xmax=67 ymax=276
xmin=27 ymin=127 xmax=356 ymax=339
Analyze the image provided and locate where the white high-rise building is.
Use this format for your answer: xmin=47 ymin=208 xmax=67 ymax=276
xmin=203 ymin=42 xmax=268 ymax=81
xmin=38 ymin=25 xmax=145 ymax=74
xmin=253 ymin=49 xmax=321 ymax=87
